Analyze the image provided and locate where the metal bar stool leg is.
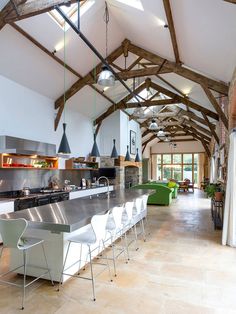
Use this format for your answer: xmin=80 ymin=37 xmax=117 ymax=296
xmin=124 ymin=232 xmax=130 ymax=261
xmin=110 ymin=236 xmax=117 ymax=276
xmin=140 ymin=219 xmax=146 ymax=242
xmin=41 ymin=243 xmax=54 ymax=286
xmin=133 ymin=224 xmax=139 ymax=251
xmin=77 ymin=243 xmax=83 ymax=275
xmin=88 ymin=245 xmax=96 ymax=301
xmin=58 ymin=241 xmax=71 ymax=291
xmin=101 ymin=240 xmax=113 ymax=283
xmin=22 ymin=250 xmax=27 ymax=310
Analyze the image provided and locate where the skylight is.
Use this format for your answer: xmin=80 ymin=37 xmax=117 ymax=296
xmin=48 ymin=0 xmax=95 ymax=31
xmin=113 ymin=0 xmax=144 ymax=11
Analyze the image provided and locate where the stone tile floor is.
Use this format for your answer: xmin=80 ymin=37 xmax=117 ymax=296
xmin=1 ymin=190 xmax=236 ymax=313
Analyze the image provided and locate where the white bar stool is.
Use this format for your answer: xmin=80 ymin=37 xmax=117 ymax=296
xmin=105 ymin=205 xmax=129 ymax=276
xmin=58 ymin=211 xmax=112 ymax=301
xmin=122 ymin=201 xmax=137 ymax=257
xmin=133 ymin=197 xmax=146 ymax=243
xmin=0 ymin=218 xmax=54 ymax=310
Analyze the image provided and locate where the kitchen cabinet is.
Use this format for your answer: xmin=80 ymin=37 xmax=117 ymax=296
xmin=0 ymin=153 xmax=58 ymax=169
xmin=65 ymin=158 xmax=98 ymax=170
xmin=0 ymin=201 xmax=14 ymax=243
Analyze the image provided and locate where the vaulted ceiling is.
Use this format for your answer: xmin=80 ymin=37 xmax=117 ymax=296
xmin=0 ymin=0 xmax=236 ymax=155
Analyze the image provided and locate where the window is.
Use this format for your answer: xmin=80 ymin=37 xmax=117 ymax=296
xmin=173 ymin=154 xmax=181 ymax=164
xmin=183 ymin=154 xmax=192 ymax=163
xmin=48 ymin=0 xmax=94 ymax=30
xmin=154 ymin=153 xmax=200 ymax=184
xmin=163 ymin=154 xmax=171 ymax=164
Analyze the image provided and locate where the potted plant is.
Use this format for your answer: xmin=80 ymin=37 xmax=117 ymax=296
xmin=205 ymin=183 xmax=223 ymax=201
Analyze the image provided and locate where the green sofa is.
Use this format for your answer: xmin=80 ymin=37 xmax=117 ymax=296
xmin=132 ymin=183 xmax=173 ymax=206
xmin=149 ymin=181 xmax=179 ymax=199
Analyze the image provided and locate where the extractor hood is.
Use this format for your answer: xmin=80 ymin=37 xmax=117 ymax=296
xmin=0 ymin=136 xmax=56 ymax=157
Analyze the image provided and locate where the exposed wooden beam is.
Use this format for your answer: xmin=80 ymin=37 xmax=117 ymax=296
xmin=0 ymin=0 xmax=26 ymax=30
xmin=183 ymin=125 xmax=211 ymax=143
xmin=10 ymin=23 xmax=81 ymax=78
xmin=94 ymin=81 xmax=147 ymax=125
xmin=3 ymin=0 xmax=81 ymax=23
xmin=95 ymin=122 xmax=101 ymax=138
xmin=163 ymin=0 xmax=180 ymax=64
xmin=184 ymin=120 xmax=212 ymax=137
xmin=54 ymin=103 xmax=64 ymax=132
xmin=116 ymin=66 xmax=170 ymax=80
xmin=150 ymin=80 xmax=219 ymax=120
xmin=178 ymin=108 xmax=211 ymax=128
xmin=224 ymin=0 xmax=236 ymax=3
xmin=128 ymin=41 xmax=229 ymax=95
xmin=201 ymin=83 xmax=228 ymax=129
xmin=202 ymin=112 xmax=219 ymax=144
xmin=55 ymin=43 xmax=124 ymax=109
xmin=126 ymin=98 xmax=178 ymax=108
xmin=127 ymin=56 xmax=142 ymax=71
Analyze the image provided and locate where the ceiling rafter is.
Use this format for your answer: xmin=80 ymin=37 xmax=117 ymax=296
xmin=2 ymin=0 xmax=81 ymax=24
xmin=202 ymin=112 xmax=219 ymax=144
xmin=127 ymin=41 xmax=229 ymax=95
xmin=163 ymin=0 xmax=181 ymax=64
xmin=126 ymin=98 xmax=178 ymax=108
xmin=224 ymin=0 xmax=236 ymax=3
xmin=150 ymin=80 xmax=219 ymax=120
xmin=200 ymin=82 xmax=228 ymax=129
xmin=0 ymin=0 xmax=26 ymax=30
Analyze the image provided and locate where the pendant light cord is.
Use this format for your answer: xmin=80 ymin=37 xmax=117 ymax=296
xmin=104 ymin=1 xmax=109 ymax=59
xmin=93 ymin=56 xmax=96 ymax=136
xmin=63 ymin=22 xmax=66 ymax=123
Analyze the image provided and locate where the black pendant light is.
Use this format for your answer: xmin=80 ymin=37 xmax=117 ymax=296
xmin=58 ymin=123 xmax=71 ymax=154
xmin=111 ymin=139 xmax=118 ymax=158
xmin=125 ymin=145 xmax=131 ymax=161
xmin=135 ymin=148 xmax=141 ymax=162
xmin=57 ymin=23 xmax=71 ymax=155
xmin=91 ymin=134 xmax=100 ymax=157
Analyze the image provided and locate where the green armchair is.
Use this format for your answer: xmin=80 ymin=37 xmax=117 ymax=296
xmin=132 ymin=183 xmax=173 ymax=206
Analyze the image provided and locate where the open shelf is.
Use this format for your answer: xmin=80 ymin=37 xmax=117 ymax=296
xmin=65 ymin=158 xmax=98 ymax=170
xmin=0 ymin=154 xmax=58 ymax=170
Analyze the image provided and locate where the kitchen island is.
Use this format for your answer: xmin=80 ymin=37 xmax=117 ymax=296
xmin=0 ymin=189 xmax=153 ymax=282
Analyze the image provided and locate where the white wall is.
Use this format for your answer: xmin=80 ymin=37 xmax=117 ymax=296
xmin=99 ymin=111 xmax=120 ymax=156
xmin=0 ymin=75 xmax=94 ymax=167
xmin=150 ymin=140 xmax=205 ymax=154
xmin=99 ymin=110 xmax=142 ymax=157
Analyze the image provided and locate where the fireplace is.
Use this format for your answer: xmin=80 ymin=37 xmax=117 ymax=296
xmin=124 ymin=166 xmax=139 ymax=188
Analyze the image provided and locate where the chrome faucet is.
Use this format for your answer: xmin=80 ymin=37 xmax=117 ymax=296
xmin=97 ymin=176 xmax=110 ymax=198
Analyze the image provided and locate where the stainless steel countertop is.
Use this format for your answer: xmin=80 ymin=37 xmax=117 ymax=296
xmin=0 ymin=189 xmax=153 ymax=233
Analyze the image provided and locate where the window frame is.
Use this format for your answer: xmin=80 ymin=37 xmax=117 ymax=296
xmin=153 ymin=153 xmax=200 ymax=183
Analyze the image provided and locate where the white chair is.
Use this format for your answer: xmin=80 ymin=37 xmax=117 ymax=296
xmin=58 ymin=211 xmax=112 ymax=301
xmin=0 ymin=218 xmax=54 ymax=310
xmin=105 ymin=205 xmax=128 ymax=276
